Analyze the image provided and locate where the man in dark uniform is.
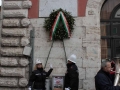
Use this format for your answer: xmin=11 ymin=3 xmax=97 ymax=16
xmin=64 ymin=54 xmax=79 ymax=90
xmin=95 ymin=60 xmax=120 ymax=90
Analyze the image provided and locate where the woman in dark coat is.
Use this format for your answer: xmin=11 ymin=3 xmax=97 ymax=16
xmin=28 ymin=59 xmax=53 ymax=90
xmin=64 ymin=54 xmax=79 ymax=90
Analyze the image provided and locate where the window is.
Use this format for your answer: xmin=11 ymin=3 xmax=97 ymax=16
xmin=101 ymin=0 xmax=120 ymax=60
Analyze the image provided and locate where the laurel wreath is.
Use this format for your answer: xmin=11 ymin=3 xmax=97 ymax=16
xmin=44 ymin=8 xmax=75 ymax=40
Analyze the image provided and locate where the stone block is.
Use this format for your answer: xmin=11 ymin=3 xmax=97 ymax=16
xmin=82 ymin=16 xmax=100 ymax=27
xmin=4 ymin=1 xmax=23 ymax=9
xmin=0 ymin=77 xmax=18 ymax=87
xmin=34 ymin=38 xmax=51 ymax=47
xmin=85 ymin=34 xmax=100 ymax=41
xmin=86 ymin=26 xmax=100 ymax=35
xmin=4 ymin=0 xmax=26 ymax=1
xmin=86 ymin=26 xmax=101 ymax=41
xmin=82 ymin=40 xmax=100 ymax=47
xmin=21 ymin=18 xmax=30 ymax=27
xmin=21 ymin=37 xmax=29 ymax=46
xmin=34 ymin=27 xmax=49 ymax=38
xmin=26 ymin=26 xmax=32 ymax=38
xmin=78 ymin=68 xmax=85 ymax=79
xmin=74 ymin=17 xmax=83 ymax=26
xmin=65 ymin=47 xmax=86 ymax=59
xmin=23 ymin=1 xmax=32 ymax=9
xmin=19 ymin=58 xmax=29 ymax=67
xmin=30 ymin=18 xmax=45 ymax=27
xmin=87 ymin=0 xmax=100 ymax=8
xmin=83 ymin=79 xmax=95 ymax=90
xmin=86 ymin=47 xmax=101 ymax=58
xmin=86 ymin=7 xmax=99 ymax=16
xmin=88 ymin=10 xmax=94 ymax=15
xmin=0 ymin=88 xmax=26 ymax=90
xmin=84 ymin=26 xmax=100 ymax=41
xmin=0 ymin=57 xmax=18 ymax=66
xmin=52 ymin=40 xmax=65 ymax=47
xmin=3 ymin=19 xmax=20 ymax=27
xmin=71 ymin=26 xmax=86 ymax=38
xmin=34 ymin=46 xmax=66 ymax=58
xmin=42 ymin=58 xmax=67 ymax=68
xmin=76 ymin=58 xmax=83 ymax=68
xmin=0 ymin=48 xmax=23 ymax=56
xmin=64 ymin=38 xmax=82 ymax=47
xmin=19 ymin=78 xmax=28 ymax=87
xmin=0 ymin=21 xmax=2 ymax=26
xmin=1 ymin=37 xmax=20 ymax=46
xmin=2 ymin=28 xmax=27 ymax=36
xmin=86 ymin=68 xmax=99 ymax=79
xmin=79 ymin=80 xmax=83 ymax=89
xmin=83 ymin=58 xmax=101 ymax=68
xmin=4 ymin=10 xmax=28 ymax=18
xmin=0 ymin=68 xmax=25 ymax=77
xmin=4 ymin=1 xmax=32 ymax=9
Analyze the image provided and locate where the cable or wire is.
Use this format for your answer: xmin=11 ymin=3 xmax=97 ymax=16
xmin=44 ymin=39 xmax=67 ymax=69
xmin=62 ymin=39 xmax=67 ymax=64
xmin=44 ymin=40 xmax=54 ymax=69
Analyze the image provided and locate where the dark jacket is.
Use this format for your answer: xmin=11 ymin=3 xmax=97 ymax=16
xmin=64 ymin=63 xmax=79 ymax=90
xmin=28 ymin=68 xmax=53 ymax=89
xmin=95 ymin=69 xmax=120 ymax=90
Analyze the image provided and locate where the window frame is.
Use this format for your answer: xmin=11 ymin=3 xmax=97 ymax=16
xmin=101 ymin=2 xmax=120 ymax=59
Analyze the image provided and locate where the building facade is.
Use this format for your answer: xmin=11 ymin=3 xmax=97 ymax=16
xmin=0 ymin=0 xmax=120 ymax=90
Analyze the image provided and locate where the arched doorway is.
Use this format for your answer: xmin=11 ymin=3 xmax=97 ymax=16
xmin=101 ymin=0 xmax=120 ymax=60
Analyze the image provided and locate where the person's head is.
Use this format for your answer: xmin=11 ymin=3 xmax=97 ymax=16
xmin=101 ymin=61 xmax=112 ymax=73
xmin=67 ymin=54 xmax=76 ymax=64
xmin=34 ymin=59 xmax=43 ymax=70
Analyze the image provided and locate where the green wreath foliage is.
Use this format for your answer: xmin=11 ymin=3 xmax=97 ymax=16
xmin=44 ymin=8 xmax=75 ymax=40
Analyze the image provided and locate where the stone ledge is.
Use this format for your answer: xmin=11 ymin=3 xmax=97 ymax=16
xmin=0 ymin=57 xmax=18 ymax=66
xmin=3 ymin=19 xmax=20 ymax=27
xmin=21 ymin=37 xmax=29 ymax=46
xmin=0 ymin=88 xmax=26 ymax=90
xmin=82 ymin=40 xmax=100 ymax=47
xmin=19 ymin=78 xmax=28 ymax=87
xmin=4 ymin=1 xmax=32 ymax=9
xmin=4 ymin=1 xmax=23 ymax=9
xmin=4 ymin=10 xmax=28 ymax=18
xmin=19 ymin=58 xmax=29 ymax=67
xmin=0 ymin=77 xmax=18 ymax=87
xmin=23 ymin=1 xmax=32 ymax=9
xmin=21 ymin=18 xmax=30 ymax=27
xmin=0 ymin=47 xmax=23 ymax=56
xmin=83 ymin=79 xmax=95 ymax=90
xmin=1 ymin=37 xmax=20 ymax=46
xmin=4 ymin=0 xmax=26 ymax=1
xmin=0 ymin=68 xmax=25 ymax=77
xmin=2 ymin=28 xmax=27 ymax=36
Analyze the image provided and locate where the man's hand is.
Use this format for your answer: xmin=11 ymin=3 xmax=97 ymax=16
xmin=50 ymin=64 xmax=53 ymax=69
xmin=28 ymin=88 xmax=31 ymax=90
xmin=65 ymin=88 xmax=70 ymax=90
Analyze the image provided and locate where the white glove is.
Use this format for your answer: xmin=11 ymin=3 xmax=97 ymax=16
xmin=65 ymin=88 xmax=70 ymax=90
xmin=50 ymin=64 xmax=53 ymax=69
xmin=28 ymin=88 xmax=31 ymax=90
